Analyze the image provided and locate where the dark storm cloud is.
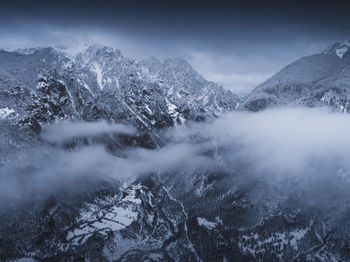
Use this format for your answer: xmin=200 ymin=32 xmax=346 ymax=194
xmin=2 ymin=0 xmax=348 ymax=39
xmin=0 ymin=0 xmax=349 ymax=93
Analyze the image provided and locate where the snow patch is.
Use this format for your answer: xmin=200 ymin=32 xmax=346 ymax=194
xmin=197 ymin=217 xmax=217 ymax=230
xmin=93 ymin=62 xmax=104 ymax=89
xmin=0 ymin=107 xmax=15 ymax=119
xmin=66 ymin=184 xmax=142 ymax=245
xmin=114 ymin=76 xmax=120 ymax=89
xmin=166 ymin=98 xmax=178 ymax=114
xmin=165 ymin=97 xmax=182 ymax=125
xmin=238 ymin=228 xmax=308 ymax=257
xmin=336 ymin=46 xmax=349 ymax=58
xmin=335 ymin=40 xmax=350 ymax=58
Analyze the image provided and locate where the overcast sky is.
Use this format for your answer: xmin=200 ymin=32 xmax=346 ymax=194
xmin=0 ymin=0 xmax=349 ymax=95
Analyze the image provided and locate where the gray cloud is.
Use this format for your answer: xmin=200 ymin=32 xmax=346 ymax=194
xmin=41 ymin=120 xmax=136 ymax=143
xmin=0 ymin=0 xmax=349 ymax=94
xmin=0 ymin=25 xmax=331 ymax=95
xmin=162 ymin=107 xmax=350 ymax=215
xmin=2 ymin=107 xmax=350 ymax=217
xmin=0 ymin=134 xmax=205 ymax=205
xmin=167 ymin=107 xmax=350 ymax=176
xmin=163 ymin=107 xmax=350 ymax=215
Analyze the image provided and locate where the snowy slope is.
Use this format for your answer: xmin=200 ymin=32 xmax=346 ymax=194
xmin=240 ymin=40 xmax=350 ymax=112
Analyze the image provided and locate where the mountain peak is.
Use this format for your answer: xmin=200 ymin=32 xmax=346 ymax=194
xmin=163 ymin=57 xmax=193 ymax=70
xmin=84 ymin=44 xmax=121 ymax=56
xmin=323 ymin=40 xmax=350 ymax=58
xmin=241 ymin=40 xmax=350 ymax=112
xmin=74 ymin=45 xmax=127 ymax=76
xmin=76 ymin=45 xmax=123 ymax=64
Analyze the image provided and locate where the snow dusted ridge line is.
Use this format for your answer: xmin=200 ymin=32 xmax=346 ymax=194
xmin=0 ymin=43 xmax=238 ymax=148
xmin=241 ymin=40 xmax=350 ymax=112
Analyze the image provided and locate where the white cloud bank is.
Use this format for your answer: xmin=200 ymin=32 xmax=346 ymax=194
xmin=2 ymin=107 xmax=350 ymax=206
xmin=166 ymin=107 xmax=350 ymax=178
xmin=41 ymin=120 xmax=136 ymax=142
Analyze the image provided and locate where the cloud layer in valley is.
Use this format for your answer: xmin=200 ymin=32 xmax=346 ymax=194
xmin=167 ymin=107 xmax=350 ymax=176
xmin=2 ymin=108 xmax=350 ymax=210
xmin=41 ymin=120 xmax=137 ymax=142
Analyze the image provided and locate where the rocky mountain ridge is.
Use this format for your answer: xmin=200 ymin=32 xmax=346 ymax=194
xmin=0 ymin=45 xmax=239 ymax=135
xmin=240 ymin=40 xmax=350 ymax=112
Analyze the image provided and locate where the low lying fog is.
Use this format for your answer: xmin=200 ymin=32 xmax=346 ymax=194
xmin=1 ymin=107 xmax=350 ymax=207
xmin=41 ymin=120 xmax=137 ymax=142
xmin=168 ymin=107 xmax=350 ymax=175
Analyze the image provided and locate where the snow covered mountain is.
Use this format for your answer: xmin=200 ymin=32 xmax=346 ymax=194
xmin=0 ymin=45 xmax=239 ymax=136
xmin=240 ymin=40 xmax=350 ymax=112
xmin=2 ymin=43 xmax=350 ymax=262
xmin=0 ymin=46 xmax=242 ymax=261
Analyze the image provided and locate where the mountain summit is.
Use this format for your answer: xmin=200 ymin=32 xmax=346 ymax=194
xmin=323 ymin=40 xmax=350 ymax=58
xmin=240 ymin=40 xmax=350 ymax=112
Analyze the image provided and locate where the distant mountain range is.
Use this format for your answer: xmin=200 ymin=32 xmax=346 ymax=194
xmin=3 ymin=41 xmax=350 ymax=137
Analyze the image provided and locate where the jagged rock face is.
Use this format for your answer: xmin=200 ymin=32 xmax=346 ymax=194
xmin=20 ymin=74 xmax=79 ymax=133
xmin=0 ymin=48 xmax=69 ymax=90
xmin=72 ymin=45 xmax=239 ymax=129
xmin=0 ymin=46 xmax=239 ymax=134
xmin=240 ymin=40 xmax=350 ymax=112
